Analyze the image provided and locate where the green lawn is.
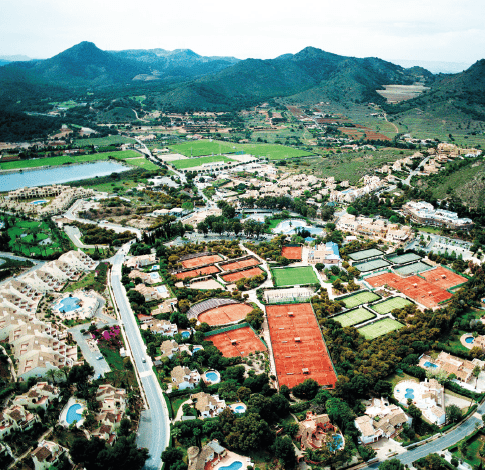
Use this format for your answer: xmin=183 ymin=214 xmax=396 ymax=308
xmin=171 ymin=155 xmax=235 ymax=169
xmin=271 ymin=266 xmax=318 ymax=287
xmin=74 ymin=135 xmax=136 ymax=147
xmin=341 ymin=291 xmax=380 ymax=309
xmin=119 ymin=157 xmax=158 ymax=170
xmin=0 ymin=150 xmax=140 ymax=171
xmin=332 ymin=307 xmax=376 ymax=327
xmin=370 ymin=297 xmax=413 ymax=314
xmin=451 ymin=432 xmax=485 ymax=467
xmin=169 ymin=140 xmax=314 ymax=160
xmin=358 ymin=318 xmax=403 ymax=340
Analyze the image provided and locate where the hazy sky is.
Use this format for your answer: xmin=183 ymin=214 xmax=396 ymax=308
xmin=2 ymin=0 xmax=484 ymax=64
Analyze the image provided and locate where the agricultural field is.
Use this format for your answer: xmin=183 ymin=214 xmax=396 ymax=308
xmin=340 ymin=291 xmax=380 ymax=309
xmin=332 ymin=307 xmax=375 ymax=327
xmin=271 ymin=266 xmax=318 ymax=287
xmin=0 ymin=150 xmax=141 ymax=171
xmin=370 ymin=297 xmax=413 ymax=315
xmin=171 ymin=155 xmax=236 ymax=169
xmin=358 ymin=318 xmax=404 ymax=340
xmin=74 ymin=135 xmax=136 ymax=147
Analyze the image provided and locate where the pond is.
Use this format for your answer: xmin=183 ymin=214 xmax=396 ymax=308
xmin=272 ymin=219 xmax=324 ymax=236
xmin=0 ymin=161 xmax=129 ymax=191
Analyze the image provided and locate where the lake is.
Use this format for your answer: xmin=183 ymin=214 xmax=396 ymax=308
xmin=0 ymin=161 xmax=129 ymax=191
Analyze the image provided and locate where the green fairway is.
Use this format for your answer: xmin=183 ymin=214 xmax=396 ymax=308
xmin=358 ymin=318 xmax=403 ymax=340
xmin=271 ymin=266 xmax=318 ymax=287
xmin=370 ymin=297 xmax=413 ymax=315
xmin=0 ymin=150 xmax=140 ymax=171
xmin=341 ymin=291 xmax=380 ymax=309
xmin=332 ymin=307 xmax=375 ymax=327
xmin=169 ymin=140 xmax=314 ymax=160
xmin=171 ymin=155 xmax=235 ymax=169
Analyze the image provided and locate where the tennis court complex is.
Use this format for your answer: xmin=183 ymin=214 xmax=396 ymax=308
xmin=386 ymin=252 xmax=422 ymax=264
xmin=332 ymin=307 xmax=375 ymax=327
xmin=266 ymin=303 xmax=337 ymax=389
xmin=198 ymin=302 xmax=253 ymax=326
xmin=221 ymin=267 xmax=264 ymax=283
xmin=181 ymin=254 xmax=223 ymax=269
xmin=176 ymin=265 xmax=220 ymax=280
xmin=358 ymin=318 xmax=404 ymax=340
xmin=219 ymin=256 xmax=259 ymax=271
xmin=282 ymin=246 xmax=302 ymax=260
xmin=370 ymin=297 xmax=413 ymax=314
xmin=420 ymin=267 xmax=468 ymax=290
xmin=348 ymin=248 xmax=384 ymax=261
xmin=206 ymin=326 xmax=267 ymax=357
xmin=394 ymin=261 xmax=433 ymax=276
xmin=354 ymin=258 xmax=390 ymax=273
xmin=271 ymin=266 xmax=318 ymax=287
xmin=340 ymin=291 xmax=380 ymax=309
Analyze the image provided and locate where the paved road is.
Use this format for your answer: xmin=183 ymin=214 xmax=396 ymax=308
xmin=0 ymin=251 xmax=45 ymax=286
xmin=64 ymin=225 xmax=109 ymax=249
xmin=111 ymin=247 xmax=169 ymax=470
xmin=368 ymin=403 xmax=485 ymax=468
xmin=404 ymin=155 xmax=430 ymax=186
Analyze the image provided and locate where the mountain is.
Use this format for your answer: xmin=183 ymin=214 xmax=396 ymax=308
xmin=151 ymin=47 xmax=434 ymax=111
xmin=391 ymin=59 xmax=473 ymax=74
xmin=1 ymin=42 xmax=148 ymax=88
xmin=110 ymin=48 xmax=240 ymax=79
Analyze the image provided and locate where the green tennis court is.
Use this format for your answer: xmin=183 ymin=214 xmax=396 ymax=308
xmin=348 ymin=248 xmax=384 ymax=261
xmin=386 ymin=252 xmax=422 ymax=264
xmin=332 ymin=308 xmax=376 ymax=327
xmin=370 ymin=297 xmax=413 ymax=314
xmin=358 ymin=318 xmax=403 ymax=340
xmin=354 ymin=258 xmax=390 ymax=273
xmin=271 ymin=266 xmax=318 ymax=287
xmin=340 ymin=291 xmax=380 ymax=308
xmin=394 ymin=261 xmax=433 ymax=276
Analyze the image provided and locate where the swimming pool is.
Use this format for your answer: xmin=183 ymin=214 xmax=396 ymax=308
xmin=156 ymin=285 xmax=167 ymax=293
xmin=424 ymin=361 xmax=437 ymax=368
xmin=219 ymin=462 xmax=243 ymax=470
xmin=328 ymin=434 xmax=344 ymax=451
xmin=56 ymin=297 xmax=80 ymax=313
xmin=205 ymin=372 xmax=219 ymax=383
xmin=30 ymin=200 xmax=47 ymax=205
xmin=151 ymin=265 xmax=160 ymax=271
xmin=181 ymin=331 xmax=191 ymax=339
xmin=465 ymin=336 xmax=474 ymax=344
xmin=405 ymin=388 xmax=415 ymax=399
xmin=66 ymin=404 xmax=83 ymax=424
xmin=235 ymin=405 xmax=246 ymax=413
xmin=273 ymin=219 xmax=324 ymax=236
xmin=193 ymin=347 xmax=202 ymax=352
xmin=150 ymin=272 xmax=160 ymax=281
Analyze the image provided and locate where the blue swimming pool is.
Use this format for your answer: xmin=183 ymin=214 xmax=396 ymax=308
xmin=193 ymin=347 xmax=202 ymax=352
xmin=405 ymin=388 xmax=415 ymax=399
xmin=66 ymin=404 xmax=83 ymax=424
xmin=181 ymin=331 xmax=190 ymax=339
xmin=219 ymin=462 xmax=243 ymax=470
xmin=151 ymin=265 xmax=160 ymax=271
xmin=273 ymin=219 xmax=324 ymax=236
xmin=30 ymin=200 xmax=47 ymax=205
xmin=156 ymin=285 xmax=167 ymax=293
xmin=328 ymin=434 xmax=344 ymax=451
xmin=150 ymin=272 xmax=160 ymax=280
xmin=424 ymin=361 xmax=437 ymax=368
xmin=57 ymin=297 xmax=80 ymax=313
xmin=465 ymin=336 xmax=474 ymax=344
xmin=235 ymin=405 xmax=246 ymax=413
xmin=205 ymin=372 xmax=219 ymax=382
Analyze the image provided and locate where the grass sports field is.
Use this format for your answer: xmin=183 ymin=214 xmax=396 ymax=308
xmin=386 ymin=252 xmax=422 ymax=264
xmin=115 ymin=156 xmax=158 ymax=170
xmin=171 ymin=155 xmax=235 ymax=169
xmin=271 ymin=266 xmax=318 ymax=287
xmin=370 ymin=297 xmax=413 ymax=314
xmin=348 ymin=248 xmax=384 ymax=261
xmin=332 ymin=308 xmax=376 ymax=327
xmin=341 ymin=291 xmax=380 ymax=308
xmin=169 ymin=140 xmax=314 ymax=160
xmin=0 ymin=150 xmax=141 ymax=171
xmin=354 ymin=259 xmax=390 ymax=273
xmin=358 ymin=318 xmax=404 ymax=340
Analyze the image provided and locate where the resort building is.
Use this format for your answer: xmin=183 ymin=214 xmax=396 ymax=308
xmin=13 ymin=382 xmax=60 ymax=410
xmin=129 ymin=269 xmax=161 ymax=285
xmin=355 ymin=397 xmax=412 ymax=444
xmin=32 ymin=440 xmax=66 ymax=470
xmin=307 ymin=242 xmax=340 ymax=267
xmin=0 ymin=404 xmax=40 ymax=438
xmin=336 ymin=214 xmax=412 ymax=242
xmin=403 ymin=201 xmax=474 ymax=230
xmin=125 ymin=253 xmax=157 ymax=269
xmin=187 ymin=440 xmax=227 ymax=470
xmin=190 ymin=392 xmax=227 ymax=419
xmin=171 ymin=366 xmax=201 ymax=390
xmin=420 ymin=352 xmax=484 ymax=384
xmin=296 ymin=411 xmax=341 ymax=451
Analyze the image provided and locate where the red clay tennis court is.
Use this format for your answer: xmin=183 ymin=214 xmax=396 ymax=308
xmin=198 ymin=303 xmax=253 ymax=326
xmin=282 ymin=246 xmax=302 ymax=260
xmin=266 ymin=303 xmax=337 ymax=389
xmin=365 ymin=272 xmax=452 ymax=308
xmin=220 ymin=257 xmax=260 ymax=271
xmin=176 ymin=265 xmax=220 ymax=280
xmin=181 ymin=254 xmax=223 ymax=269
xmin=207 ymin=326 xmax=267 ymax=357
xmin=420 ymin=267 xmax=467 ymax=290
xmin=221 ymin=267 xmax=264 ymax=283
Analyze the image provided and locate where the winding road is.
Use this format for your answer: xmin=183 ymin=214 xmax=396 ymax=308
xmin=110 ymin=246 xmax=170 ymax=470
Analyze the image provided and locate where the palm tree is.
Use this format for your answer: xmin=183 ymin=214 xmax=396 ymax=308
xmin=45 ymin=368 xmax=57 ymax=384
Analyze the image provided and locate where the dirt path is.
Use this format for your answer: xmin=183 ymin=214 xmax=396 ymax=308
xmin=384 ymin=113 xmax=399 ymax=134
